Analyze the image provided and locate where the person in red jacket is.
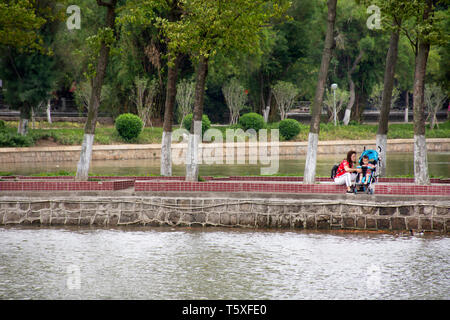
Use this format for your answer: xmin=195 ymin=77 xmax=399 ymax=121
xmin=334 ymin=150 xmax=362 ymax=193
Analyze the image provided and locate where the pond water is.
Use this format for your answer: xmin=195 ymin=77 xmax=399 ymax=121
xmin=0 ymin=227 xmax=448 ymax=300
xmin=2 ymin=152 xmax=449 ymax=178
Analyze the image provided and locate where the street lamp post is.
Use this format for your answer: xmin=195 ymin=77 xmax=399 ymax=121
xmin=331 ymin=83 xmax=338 ymax=126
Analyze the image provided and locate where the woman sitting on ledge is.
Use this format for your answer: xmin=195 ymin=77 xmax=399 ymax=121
xmin=334 ymin=150 xmax=361 ymax=194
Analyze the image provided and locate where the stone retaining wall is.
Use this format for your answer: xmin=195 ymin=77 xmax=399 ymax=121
xmin=1 ymin=139 xmax=449 ymax=163
xmin=1 ymin=195 xmax=449 ymax=232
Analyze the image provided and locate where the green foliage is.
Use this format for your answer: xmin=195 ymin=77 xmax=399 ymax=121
xmin=115 ymin=113 xmax=144 ymax=141
xmin=0 ymin=120 xmax=5 ymax=130
xmin=279 ymin=119 xmax=301 ymax=140
xmin=0 ymin=131 xmax=33 ymax=147
xmin=182 ymin=113 xmax=211 ymax=134
xmin=238 ymin=112 xmax=265 ymax=131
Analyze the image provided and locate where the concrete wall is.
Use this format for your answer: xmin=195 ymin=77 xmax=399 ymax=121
xmin=0 ymin=139 xmax=449 ymax=164
xmin=1 ymin=194 xmax=448 ymax=232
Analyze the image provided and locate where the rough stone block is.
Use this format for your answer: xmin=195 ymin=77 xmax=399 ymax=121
xmin=284 ymin=205 xmax=302 ymax=214
xmin=253 ymin=204 xmax=268 ymax=214
xmin=168 ymin=211 xmax=180 ymax=225
xmin=256 ymin=214 xmax=268 ymax=228
xmin=5 ymin=211 xmax=23 ymax=223
xmin=391 ymin=217 xmax=406 ymax=230
xmin=239 ymin=202 xmax=252 ymax=212
xmin=406 ymin=217 xmax=418 ymax=230
xmin=238 ymin=213 xmax=255 ymax=227
xmin=80 ymin=210 xmax=96 ymax=218
xmin=292 ymin=215 xmax=304 ymax=229
xmin=61 ymin=202 xmax=81 ymax=211
xmin=379 ymin=207 xmax=396 ymax=216
xmin=268 ymin=205 xmax=284 ymax=214
xmin=122 ymin=202 xmax=135 ymax=211
xmin=220 ymin=213 xmax=231 ymax=225
xmin=31 ymin=202 xmax=50 ymax=211
xmin=361 ymin=206 xmax=377 ymax=215
xmin=109 ymin=214 xmax=119 ymax=226
xmin=323 ymin=205 xmax=340 ymax=215
xmin=343 ymin=217 xmax=355 ymax=228
xmin=81 ymin=203 xmax=97 ymax=210
xmin=331 ymin=215 xmax=342 ymax=225
xmin=40 ymin=212 xmax=51 ymax=225
xmin=19 ymin=203 xmax=30 ymax=211
xmin=206 ymin=213 xmax=220 ymax=225
xmin=193 ymin=212 xmax=206 ymax=224
xmin=50 ymin=217 xmax=66 ymax=225
xmin=305 ymin=215 xmax=316 ymax=229
xmin=356 ymin=217 xmax=366 ymax=229
xmin=279 ymin=215 xmax=291 ymax=228
xmin=398 ymin=206 xmax=414 ymax=216
xmin=302 ymin=205 xmax=322 ymax=215
xmin=420 ymin=218 xmax=432 ymax=231
xmin=366 ymin=218 xmax=377 ymax=229
xmin=416 ymin=206 xmax=433 ymax=216
xmin=432 ymin=218 xmax=444 ymax=231
xmin=377 ymin=218 xmax=390 ymax=230
xmin=317 ymin=215 xmax=330 ymax=230
xmin=2 ymin=203 xmax=17 ymax=209
xmin=65 ymin=217 xmax=80 ymax=226
xmin=226 ymin=203 xmax=240 ymax=212
xmin=435 ymin=207 xmax=449 ymax=216
xmin=268 ymin=215 xmax=279 ymax=228
xmin=341 ymin=205 xmax=360 ymax=216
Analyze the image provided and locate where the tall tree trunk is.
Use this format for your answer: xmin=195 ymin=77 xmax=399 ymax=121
xmin=343 ymin=50 xmax=364 ymax=125
xmin=76 ymin=0 xmax=117 ymax=181
xmin=413 ymin=1 xmax=432 ymax=186
xmin=185 ymin=55 xmax=208 ymax=181
xmin=160 ymin=56 xmax=180 ymax=176
xmin=304 ymin=0 xmax=337 ymax=184
xmin=46 ymin=99 xmax=52 ymax=124
xmin=18 ymin=104 xmax=31 ymax=136
xmin=404 ymin=91 xmax=409 ymax=123
xmin=376 ymin=23 xmax=401 ymax=177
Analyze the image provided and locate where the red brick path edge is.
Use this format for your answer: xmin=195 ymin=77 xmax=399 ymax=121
xmin=0 ymin=176 xmax=449 ymax=195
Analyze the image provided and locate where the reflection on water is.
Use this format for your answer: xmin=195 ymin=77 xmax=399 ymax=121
xmin=2 ymin=152 xmax=449 ymax=177
xmin=0 ymin=227 xmax=448 ymax=300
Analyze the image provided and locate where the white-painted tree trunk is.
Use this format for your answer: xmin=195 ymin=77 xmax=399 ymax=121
xmin=303 ymin=132 xmax=318 ymax=184
xmin=263 ymin=106 xmax=270 ymax=123
xmin=342 ymin=108 xmax=351 ymax=126
xmin=185 ymin=120 xmax=202 ymax=181
xmin=160 ymin=131 xmax=172 ymax=176
xmin=46 ymin=99 xmax=52 ymax=124
xmin=75 ymin=134 xmax=95 ymax=181
xmin=414 ymin=134 xmax=430 ymax=185
xmin=404 ymin=106 xmax=408 ymax=123
xmin=375 ymin=134 xmax=387 ymax=177
xmin=17 ymin=119 xmax=29 ymax=136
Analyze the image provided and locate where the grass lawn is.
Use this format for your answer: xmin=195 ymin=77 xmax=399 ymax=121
xmin=0 ymin=120 xmax=449 ymax=146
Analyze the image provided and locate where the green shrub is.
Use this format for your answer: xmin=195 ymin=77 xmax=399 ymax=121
xmin=115 ymin=113 xmax=143 ymax=141
xmin=0 ymin=120 xmax=5 ymax=130
xmin=182 ymin=113 xmax=211 ymax=134
xmin=0 ymin=131 xmax=33 ymax=147
xmin=279 ymin=119 xmax=301 ymax=140
xmin=238 ymin=112 xmax=265 ymax=131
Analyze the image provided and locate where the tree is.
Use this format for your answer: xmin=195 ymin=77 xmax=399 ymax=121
xmin=132 ymin=76 xmax=158 ymax=128
xmin=0 ymin=0 xmax=60 ymax=135
xmin=271 ymin=81 xmax=299 ymax=120
xmin=323 ymin=87 xmax=349 ymax=123
xmin=75 ymin=0 xmax=118 ymax=181
xmin=424 ymin=83 xmax=447 ymax=129
xmin=161 ymin=0 xmax=290 ymax=181
xmin=176 ymin=78 xmax=195 ymax=127
xmin=304 ymin=0 xmax=338 ymax=184
xmin=222 ymin=78 xmax=247 ymax=125
xmin=0 ymin=0 xmax=47 ymax=52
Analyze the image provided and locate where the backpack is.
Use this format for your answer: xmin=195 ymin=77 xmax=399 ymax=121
xmin=331 ymin=164 xmax=339 ymax=179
